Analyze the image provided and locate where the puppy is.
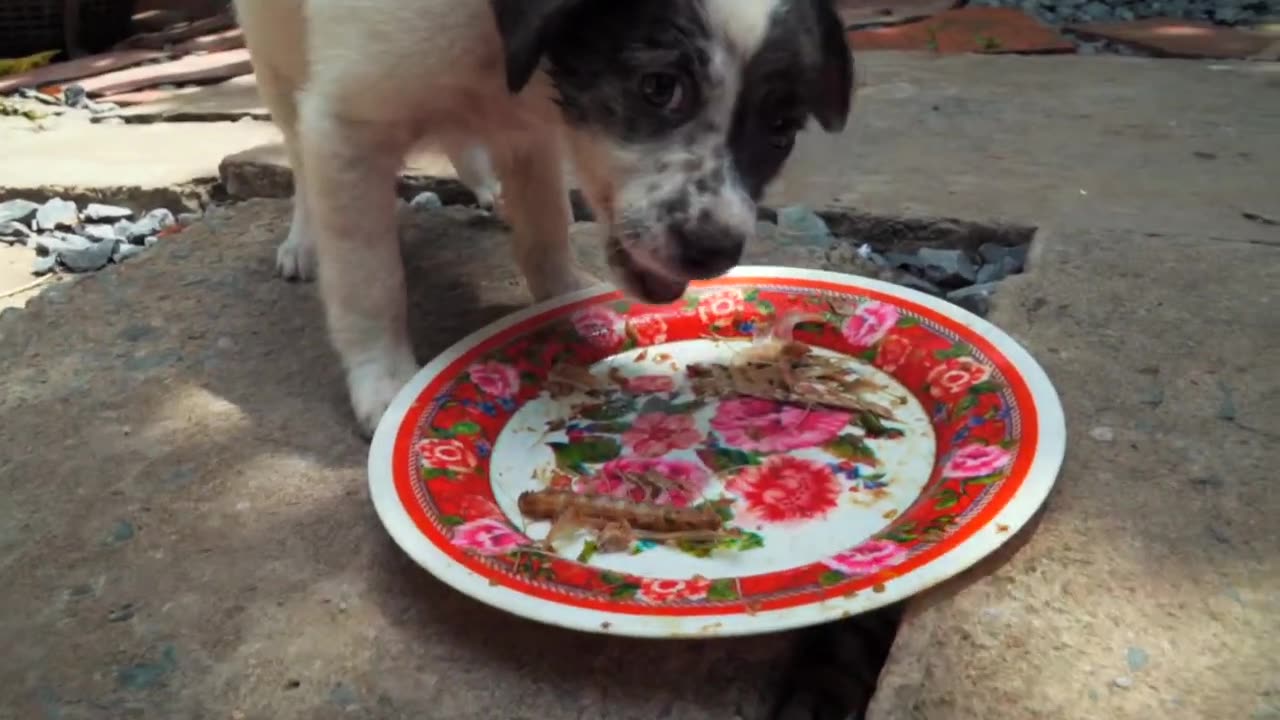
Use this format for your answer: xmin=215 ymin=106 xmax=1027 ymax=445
xmin=234 ymin=0 xmax=854 ymax=437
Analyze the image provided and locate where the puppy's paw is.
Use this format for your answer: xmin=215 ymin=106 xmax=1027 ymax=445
xmin=347 ymin=350 xmax=420 ymax=439
xmin=529 ymin=266 xmax=602 ymax=302
xmin=276 ymin=231 xmax=316 ymax=281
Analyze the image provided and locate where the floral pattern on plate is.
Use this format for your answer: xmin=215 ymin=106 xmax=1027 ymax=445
xmin=397 ymin=281 xmax=1031 ymax=616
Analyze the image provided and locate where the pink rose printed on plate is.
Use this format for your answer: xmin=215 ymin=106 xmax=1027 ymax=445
xmin=710 ymin=397 xmax=850 ymax=453
xmin=625 ymin=374 xmax=677 ymax=395
xmin=571 ymin=306 xmax=626 ymax=351
xmin=452 ymin=518 xmax=529 ymax=556
xmin=942 ymin=443 xmax=1013 ymax=479
xmin=821 ymin=539 xmax=908 ymax=577
xmin=842 ymin=301 xmax=899 ymax=348
xmin=578 ymin=457 xmax=711 ymax=507
xmin=622 ymin=412 xmax=703 ymax=457
xmin=468 ymin=361 xmax=521 ymax=399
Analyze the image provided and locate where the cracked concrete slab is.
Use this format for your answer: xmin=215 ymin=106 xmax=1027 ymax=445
xmin=0 ymin=203 xmax=803 ymax=720
xmin=867 ymin=228 xmax=1280 ymax=720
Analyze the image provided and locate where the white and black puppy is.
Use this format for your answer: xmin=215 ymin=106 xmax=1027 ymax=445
xmin=234 ymin=0 xmax=854 ymax=436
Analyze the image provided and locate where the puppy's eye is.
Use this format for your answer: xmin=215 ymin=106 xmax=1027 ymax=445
xmin=640 ymin=72 xmax=686 ymax=113
xmin=767 ymin=116 xmax=802 ymax=149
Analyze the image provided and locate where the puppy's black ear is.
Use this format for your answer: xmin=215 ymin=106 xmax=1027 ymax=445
xmin=806 ymin=0 xmax=854 ymax=132
xmin=491 ymin=0 xmax=588 ymax=94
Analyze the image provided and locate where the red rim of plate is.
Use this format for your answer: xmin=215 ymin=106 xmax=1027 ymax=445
xmin=368 ymin=266 xmax=1066 ymax=638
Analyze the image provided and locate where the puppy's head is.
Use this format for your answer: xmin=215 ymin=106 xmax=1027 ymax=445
xmin=493 ymin=0 xmax=853 ymax=303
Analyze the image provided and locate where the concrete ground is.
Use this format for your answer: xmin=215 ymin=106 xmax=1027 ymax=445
xmin=1 ymin=53 xmax=1277 ymax=719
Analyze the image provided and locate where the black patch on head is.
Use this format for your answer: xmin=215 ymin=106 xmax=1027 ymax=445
xmin=729 ymin=0 xmax=855 ymax=200
xmin=491 ymin=0 xmax=593 ymax=93
xmin=530 ymin=1 xmax=716 ymax=142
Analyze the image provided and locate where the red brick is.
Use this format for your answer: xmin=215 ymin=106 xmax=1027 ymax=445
xmin=850 ymin=7 xmax=1076 ymax=55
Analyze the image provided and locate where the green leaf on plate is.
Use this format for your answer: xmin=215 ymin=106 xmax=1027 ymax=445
xmin=676 ymin=539 xmax=717 ymax=558
xmin=549 ymin=435 xmax=621 ymax=473
xmin=825 ymin=434 xmax=877 ymax=463
xmin=736 ymin=532 xmax=765 ymax=552
xmin=858 ymin=348 xmax=878 ymax=362
xmin=640 ymin=395 xmax=705 ymax=416
xmin=610 ymin=583 xmax=640 ymax=599
xmin=576 ymin=540 xmax=599 ymax=563
xmin=818 ymin=570 xmax=847 ymax=587
xmin=707 ymin=578 xmax=740 ymax=601
xmin=743 ymin=289 xmax=760 ymax=302
xmin=440 ymin=514 xmax=464 ymax=527
xmin=934 ymin=488 xmax=960 ymax=511
xmin=584 ymin=421 xmax=631 ymax=434
xmin=970 ymin=381 xmax=1002 ymax=395
xmin=935 ymin=343 xmax=973 ymax=360
xmin=612 ymin=300 xmax=632 ymax=313
xmin=757 ymin=300 xmax=776 ymax=315
xmin=953 ymin=394 xmax=979 ymax=418
xmin=696 ymin=446 xmax=760 ymax=473
xmin=963 ymin=473 xmax=1003 ymax=487
xmin=857 ymin=412 xmax=904 ymax=439
xmin=422 ymin=467 xmax=455 ymax=481
xmin=451 ymin=420 xmax=482 ymax=436
xmin=579 ymin=396 xmax=636 ymax=421
xmin=896 ymin=316 xmax=919 ymax=328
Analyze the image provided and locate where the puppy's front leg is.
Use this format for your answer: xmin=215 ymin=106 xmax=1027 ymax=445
xmin=300 ymin=105 xmax=417 ymax=437
xmin=494 ymin=137 xmax=597 ymax=300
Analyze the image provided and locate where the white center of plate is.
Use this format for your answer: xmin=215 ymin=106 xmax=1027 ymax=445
xmin=489 ymin=339 xmax=936 ymax=580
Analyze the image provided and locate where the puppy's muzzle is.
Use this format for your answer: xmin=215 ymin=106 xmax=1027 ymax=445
xmin=669 ymin=220 xmax=745 ymax=279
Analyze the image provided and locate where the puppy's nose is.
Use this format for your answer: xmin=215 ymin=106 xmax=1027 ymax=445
xmin=671 ymin=222 xmax=745 ymax=279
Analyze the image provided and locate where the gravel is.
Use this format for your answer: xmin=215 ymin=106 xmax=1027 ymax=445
xmin=4 ymin=197 xmax=178 ymax=276
xmin=966 ymin=0 xmax=1276 ymax=26
xmin=766 ymin=208 xmax=1030 ymax=318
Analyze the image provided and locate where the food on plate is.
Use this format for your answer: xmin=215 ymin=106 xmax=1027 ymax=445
xmin=689 ymin=337 xmax=898 ymax=417
xmin=518 ymin=489 xmax=739 ymax=556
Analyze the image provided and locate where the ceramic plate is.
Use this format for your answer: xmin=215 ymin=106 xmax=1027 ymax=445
xmin=369 ymin=267 xmax=1065 ymax=638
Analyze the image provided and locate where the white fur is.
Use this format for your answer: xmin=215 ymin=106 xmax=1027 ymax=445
xmin=703 ymin=0 xmax=782 ymax=58
xmin=234 ymin=0 xmax=788 ymax=436
xmin=236 ymin=0 xmax=593 ymax=436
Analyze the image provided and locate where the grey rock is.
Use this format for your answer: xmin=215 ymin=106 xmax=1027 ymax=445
xmin=80 ymin=223 xmax=119 ymax=243
xmin=776 ymin=205 xmax=834 ymax=247
xmin=916 ymin=247 xmax=978 ymax=284
xmin=896 ymin=275 xmax=945 ymax=297
xmin=1 ymin=221 xmax=35 ymax=243
xmin=978 ymin=242 xmax=1029 ymax=269
xmin=31 ymin=255 xmax=57 ymax=276
xmin=975 ymin=256 xmax=1023 ymax=284
xmin=946 ymin=282 xmax=1000 ymax=317
xmin=410 ymin=191 xmax=443 ymax=210
xmin=177 ymin=212 xmax=202 ymax=226
xmin=119 ymin=209 xmax=175 ymax=242
xmin=0 ymin=199 xmax=40 ymax=225
xmin=83 ymin=203 xmax=133 ymax=222
xmin=62 ymin=84 xmax=88 ymax=108
xmin=35 ymin=232 xmax=116 ymax=273
xmin=113 ymin=243 xmax=147 ymax=264
xmin=34 ymin=198 xmax=79 ymax=231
